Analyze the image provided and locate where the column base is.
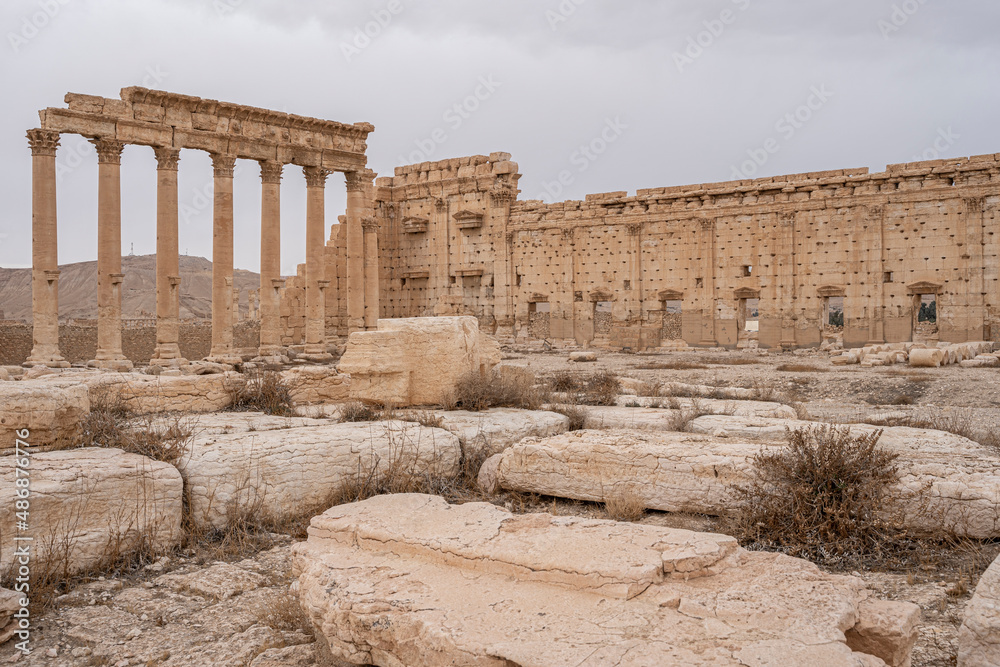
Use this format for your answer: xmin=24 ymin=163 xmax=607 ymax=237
xmin=88 ymin=359 xmax=134 ymax=372
xmin=205 ymin=355 xmax=244 ymax=366
xmin=347 ymin=317 xmax=366 ymax=334
xmin=23 ymin=358 xmax=70 ymax=369
xmin=149 ymin=357 xmax=189 ymax=369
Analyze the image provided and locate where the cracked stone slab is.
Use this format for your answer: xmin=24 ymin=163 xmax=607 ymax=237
xmin=293 ymin=494 xmax=918 ymax=666
xmin=0 ymin=381 xmax=89 ymax=454
xmin=431 ymin=408 xmax=569 ymax=453
xmin=960 ymin=552 xmax=1000 ymax=666
xmin=178 ymin=420 xmax=462 ymax=531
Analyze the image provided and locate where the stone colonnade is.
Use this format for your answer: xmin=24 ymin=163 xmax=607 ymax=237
xmin=25 ymin=124 xmax=377 ymax=369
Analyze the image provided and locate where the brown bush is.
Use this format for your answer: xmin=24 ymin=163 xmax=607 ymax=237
xmin=552 ymin=405 xmax=588 ymax=431
xmin=339 ymin=401 xmax=386 ymax=423
xmin=579 ymin=372 xmax=620 ymax=406
xmin=731 ymin=425 xmax=903 ymax=565
xmin=227 ymin=368 xmax=295 ymax=416
xmin=548 ymin=371 xmax=581 ymax=392
xmin=604 ymin=486 xmax=646 ymax=522
xmin=451 ymin=369 xmax=547 ymax=412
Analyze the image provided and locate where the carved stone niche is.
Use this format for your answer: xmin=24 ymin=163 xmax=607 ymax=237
xmin=906 ymin=281 xmax=943 ymax=295
xmin=734 ymin=287 xmax=761 ymax=300
xmin=528 ymin=293 xmax=549 ymax=303
xmin=453 ymin=210 xmax=485 ymax=230
xmin=589 ymin=288 xmax=615 ymax=303
xmin=817 ymin=285 xmax=847 ymax=298
xmin=403 ymin=270 xmax=430 ymax=280
xmin=657 ymin=289 xmax=684 ymax=302
xmin=454 ymin=268 xmax=484 ymax=278
xmin=403 ymin=217 xmax=429 ymax=234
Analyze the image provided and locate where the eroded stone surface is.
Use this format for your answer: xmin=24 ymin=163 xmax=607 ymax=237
xmin=83 ymin=373 xmax=238 ymax=414
xmin=0 ymin=588 xmax=22 ymax=645
xmin=293 ymin=494 xmax=917 ymax=666
xmin=432 ymin=408 xmax=569 ymax=453
xmin=959 ymin=552 xmax=1000 ymax=667
xmin=337 ymin=316 xmax=501 ymax=406
xmin=495 ymin=426 xmax=1000 ymax=539
xmin=282 ymin=366 xmax=350 ymax=405
xmin=0 ymin=381 xmax=88 ymax=454
xmin=0 ymin=449 xmax=183 ymax=575
xmin=580 ymin=399 xmax=796 ymax=430
xmin=179 ymin=421 xmax=461 ymax=530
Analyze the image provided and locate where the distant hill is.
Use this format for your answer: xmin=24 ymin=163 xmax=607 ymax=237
xmin=0 ymin=255 xmax=261 ymax=322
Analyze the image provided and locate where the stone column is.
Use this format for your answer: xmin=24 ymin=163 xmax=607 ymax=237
xmin=362 ymin=216 xmax=380 ymax=329
xmin=25 ymin=129 xmax=68 ymax=368
xmin=258 ymin=161 xmax=285 ymax=359
xmin=303 ymin=166 xmax=333 ymax=360
xmin=345 ymin=170 xmax=373 ymax=333
xmin=490 ymin=186 xmax=516 ymax=339
xmin=90 ymin=138 xmax=132 ymax=370
xmin=151 ymin=147 xmax=187 ymax=366
xmin=208 ymin=153 xmax=241 ymax=364
xmin=698 ymin=218 xmax=718 ymax=347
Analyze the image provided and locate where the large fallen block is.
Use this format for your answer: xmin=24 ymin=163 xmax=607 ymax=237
xmin=0 ymin=449 xmax=183 ymax=575
xmin=583 ymin=399 xmax=796 ymax=430
xmin=0 ymin=381 xmax=89 ymax=454
xmin=495 ymin=423 xmax=1000 ymax=539
xmin=337 ymin=316 xmax=501 ymax=407
xmin=959 ymin=552 xmax=1000 ymax=666
xmin=179 ymin=421 xmax=461 ymax=531
xmin=281 ymin=366 xmax=350 ymax=405
xmin=81 ymin=373 xmax=239 ymax=414
xmin=431 ymin=408 xmax=569 ymax=452
xmin=293 ymin=494 xmax=919 ymax=666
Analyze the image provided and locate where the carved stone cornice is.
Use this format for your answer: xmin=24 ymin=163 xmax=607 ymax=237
xmin=345 ymin=169 xmax=375 ymax=193
xmin=361 ymin=216 xmax=379 ymax=233
xmin=211 ymin=153 xmax=237 ymax=178
xmin=153 ymin=146 xmax=180 ymax=171
xmin=91 ymin=138 xmax=125 ymax=165
xmin=303 ymin=166 xmax=330 ymax=188
xmin=27 ymin=129 xmax=60 ymax=157
xmin=259 ymin=161 xmax=284 ymax=184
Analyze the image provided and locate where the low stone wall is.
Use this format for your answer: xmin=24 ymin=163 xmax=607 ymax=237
xmin=0 ymin=322 xmax=260 ymax=366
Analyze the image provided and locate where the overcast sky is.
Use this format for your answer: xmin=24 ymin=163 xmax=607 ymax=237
xmin=1 ymin=0 xmax=998 ymax=274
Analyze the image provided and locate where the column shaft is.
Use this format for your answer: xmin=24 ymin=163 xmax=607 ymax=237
xmin=304 ymin=167 xmax=332 ymax=359
xmin=363 ymin=217 xmax=380 ymax=329
xmin=152 ymin=147 xmax=186 ymax=364
xmin=26 ymin=129 xmax=67 ymax=368
xmin=208 ymin=154 xmax=239 ymax=363
xmin=345 ymin=171 xmax=372 ymax=333
xmin=92 ymin=139 xmax=131 ymax=370
xmin=258 ymin=161 xmax=284 ymax=358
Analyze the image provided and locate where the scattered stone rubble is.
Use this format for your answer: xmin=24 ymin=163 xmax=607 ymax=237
xmin=293 ymin=494 xmax=920 ymax=666
xmin=829 ymin=341 xmax=996 ymax=368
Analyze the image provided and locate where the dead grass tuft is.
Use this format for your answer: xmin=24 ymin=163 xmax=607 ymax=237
xmin=227 ymin=368 xmax=296 ymax=416
xmin=77 ymin=385 xmax=192 ymax=465
xmin=451 ymin=369 xmax=548 ymax=412
xmin=552 ymin=405 xmax=588 ymax=431
xmin=603 ymin=486 xmax=646 ymax=522
xmin=634 ymin=361 xmax=708 ymax=371
xmin=577 ymin=372 xmax=621 ymax=406
xmin=339 ymin=401 xmax=386 ymax=423
xmin=731 ymin=425 xmax=905 ymax=566
xmin=776 ymin=364 xmax=830 ymax=373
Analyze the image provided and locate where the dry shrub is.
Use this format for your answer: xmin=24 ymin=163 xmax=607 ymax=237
xmin=400 ymin=410 xmax=444 ymax=429
xmin=451 ymin=369 xmax=547 ymax=412
xmin=76 ymin=385 xmax=192 ymax=466
xmin=253 ymin=589 xmax=313 ymax=635
xmin=549 ymin=371 xmax=581 ymax=392
xmin=732 ymin=425 xmax=904 ymax=565
xmin=578 ymin=372 xmax=620 ymax=406
xmin=604 ymin=486 xmax=646 ymax=522
xmin=227 ymin=368 xmax=295 ymax=416
xmin=552 ymin=405 xmax=588 ymax=431
xmin=339 ymin=401 xmax=385 ymax=423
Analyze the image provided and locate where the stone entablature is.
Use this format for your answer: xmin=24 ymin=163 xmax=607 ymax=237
xmin=41 ymin=88 xmax=373 ymax=173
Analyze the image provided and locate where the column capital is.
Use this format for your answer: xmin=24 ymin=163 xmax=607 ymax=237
xmin=260 ymin=161 xmax=284 ymax=184
xmin=345 ymin=168 xmax=375 ymax=192
xmin=303 ymin=166 xmax=331 ymax=188
xmin=27 ymin=129 xmax=60 ymax=157
xmin=91 ymin=138 xmax=125 ymax=165
xmin=211 ymin=153 xmax=237 ymax=178
xmin=361 ymin=216 xmax=379 ymax=233
xmin=490 ymin=181 xmax=517 ymax=206
xmin=154 ymin=146 xmax=181 ymax=171
xmin=626 ymin=223 xmax=642 ymax=237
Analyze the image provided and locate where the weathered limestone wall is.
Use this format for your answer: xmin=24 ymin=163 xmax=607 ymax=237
xmin=367 ymin=152 xmax=1000 ymax=349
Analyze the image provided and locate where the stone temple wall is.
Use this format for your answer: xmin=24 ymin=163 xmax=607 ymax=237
xmin=366 ymin=152 xmax=1000 ymax=350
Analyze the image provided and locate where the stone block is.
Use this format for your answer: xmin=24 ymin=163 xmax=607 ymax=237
xmin=959 ymin=552 xmax=1000 ymax=666
xmin=0 ymin=381 xmax=89 ymax=454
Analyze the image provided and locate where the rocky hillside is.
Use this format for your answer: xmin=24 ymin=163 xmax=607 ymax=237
xmin=0 ymin=255 xmax=261 ymax=322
